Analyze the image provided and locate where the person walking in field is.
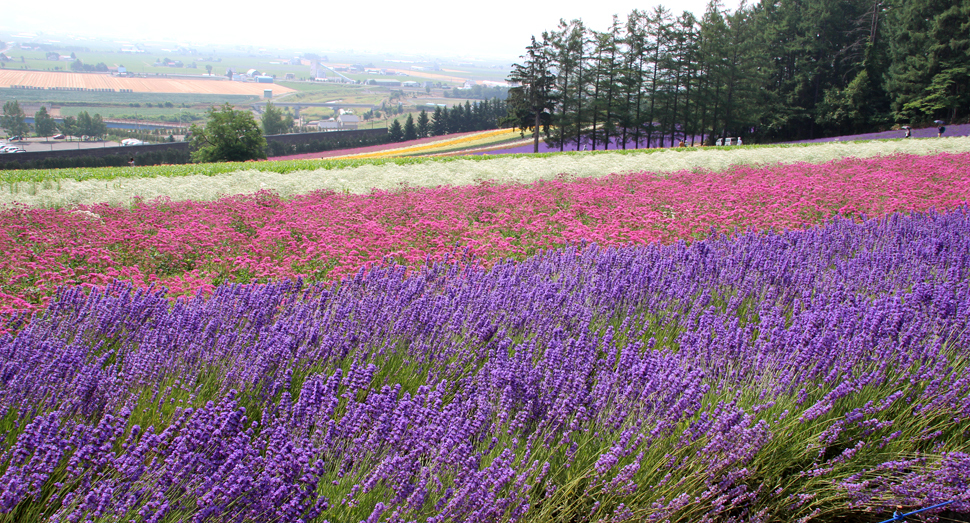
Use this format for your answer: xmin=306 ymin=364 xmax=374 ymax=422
xmin=128 ymin=157 xmax=135 ymax=167
xmin=938 ymin=125 xmax=946 ymax=137
xmin=904 ymin=127 xmax=911 ymax=138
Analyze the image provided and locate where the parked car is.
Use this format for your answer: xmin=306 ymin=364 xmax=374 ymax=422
xmin=121 ymin=139 xmax=145 ymax=146
xmin=1 ymin=146 xmax=25 ymax=153
xmin=52 ymin=134 xmax=66 ymax=139
xmin=8 ymin=136 xmax=23 ymax=141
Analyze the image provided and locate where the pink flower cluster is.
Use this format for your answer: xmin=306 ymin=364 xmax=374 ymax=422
xmin=2 ymin=152 xmax=968 ymax=314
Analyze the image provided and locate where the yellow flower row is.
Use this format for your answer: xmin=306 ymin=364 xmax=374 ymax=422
xmin=334 ymin=128 xmax=520 ymax=159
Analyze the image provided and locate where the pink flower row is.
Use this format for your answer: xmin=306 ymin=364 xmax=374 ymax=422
xmin=2 ymin=152 xmax=968 ymax=314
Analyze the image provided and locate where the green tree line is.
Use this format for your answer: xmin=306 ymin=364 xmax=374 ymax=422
xmin=508 ymin=0 xmax=970 ymax=150
xmin=388 ymin=99 xmax=509 ymax=142
xmin=442 ymin=84 xmax=511 ymax=100
xmin=2 ymin=101 xmax=107 ymax=139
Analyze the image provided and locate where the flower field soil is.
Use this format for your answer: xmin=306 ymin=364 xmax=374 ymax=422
xmin=1 ymin=209 xmax=968 ymax=522
xmin=2 ymin=151 xmax=969 ymax=315
xmin=3 ymin=137 xmax=969 ymax=209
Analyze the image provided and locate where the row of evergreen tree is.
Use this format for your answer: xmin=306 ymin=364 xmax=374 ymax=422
xmin=507 ymin=0 xmax=969 ymax=151
xmin=388 ymin=98 xmax=508 ymax=142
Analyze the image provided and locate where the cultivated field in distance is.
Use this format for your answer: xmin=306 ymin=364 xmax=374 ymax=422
xmin=0 ymin=71 xmax=294 ymax=96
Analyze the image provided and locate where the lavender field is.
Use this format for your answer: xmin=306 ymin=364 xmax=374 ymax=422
xmin=473 ymin=125 xmax=970 ymax=155
xmin=1 ymin=209 xmax=968 ymax=522
xmin=786 ymin=124 xmax=970 ymax=145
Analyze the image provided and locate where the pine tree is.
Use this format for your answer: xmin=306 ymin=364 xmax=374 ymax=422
xmin=506 ymin=35 xmax=557 ymax=152
xmin=644 ymin=6 xmax=672 ymax=147
xmin=403 ymin=114 xmax=417 ymax=141
xmin=464 ymin=100 xmax=474 ymax=131
xmin=417 ymin=110 xmax=430 ymax=137
xmin=431 ymin=107 xmax=448 ymax=136
xmin=887 ymin=0 xmax=970 ymax=123
xmin=590 ymin=17 xmax=624 ymax=150
xmin=450 ymin=103 xmax=464 ymax=133
xmin=388 ymin=119 xmax=404 ymax=142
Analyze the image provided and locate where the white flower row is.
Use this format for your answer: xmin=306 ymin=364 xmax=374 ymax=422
xmin=4 ymin=137 xmax=969 ymax=209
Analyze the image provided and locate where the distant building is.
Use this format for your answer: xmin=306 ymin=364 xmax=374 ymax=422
xmin=311 ymin=62 xmax=328 ymax=79
xmin=372 ymin=79 xmax=401 ymax=87
xmin=402 ymin=81 xmax=420 ymax=88
xmin=246 ymin=68 xmax=261 ymax=77
xmin=256 ymin=76 xmax=274 ymax=83
xmin=317 ymin=119 xmax=339 ymax=131
xmin=337 ymin=114 xmax=360 ymax=130
xmin=284 ymin=73 xmax=296 ymax=80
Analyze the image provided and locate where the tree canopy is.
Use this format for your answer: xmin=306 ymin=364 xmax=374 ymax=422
xmin=34 ymin=106 xmax=56 ymax=138
xmin=261 ymin=101 xmax=293 ymax=136
xmin=58 ymin=116 xmax=77 ymax=139
xmin=511 ymin=0 xmax=970 ymax=146
xmin=1 ymin=101 xmax=30 ymax=137
xmin=189 ymin=104 xmax=267 ymax=163
xmin=73 ymin=111 xmax=107 ymax=139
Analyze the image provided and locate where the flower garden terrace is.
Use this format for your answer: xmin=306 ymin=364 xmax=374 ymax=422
xmin=0 ymin=209 xmax=969 ymax=522
xmin=1 ymin=145 xmax=969 ymax=315
xmin=1 ymin=136 xmax=969 ymax=209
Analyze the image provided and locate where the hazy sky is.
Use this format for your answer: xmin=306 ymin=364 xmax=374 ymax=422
xmin=4 ymin=0 xmax=741 ymax=61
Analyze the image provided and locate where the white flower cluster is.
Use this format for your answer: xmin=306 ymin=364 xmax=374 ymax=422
xmin=3 ymin=137 xmax=969 ymax=209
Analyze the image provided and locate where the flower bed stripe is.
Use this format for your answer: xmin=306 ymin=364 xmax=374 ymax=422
xmin=2 ymin=151 xmax=968 ymax=314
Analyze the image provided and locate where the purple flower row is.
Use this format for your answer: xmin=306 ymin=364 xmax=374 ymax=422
xmin=1 ymin=209 xmax=969 ymax=521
